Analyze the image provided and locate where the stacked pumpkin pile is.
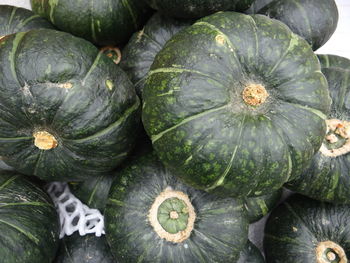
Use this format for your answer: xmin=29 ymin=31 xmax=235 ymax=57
xmin=0 ymin=0 xmax=349 ymax=262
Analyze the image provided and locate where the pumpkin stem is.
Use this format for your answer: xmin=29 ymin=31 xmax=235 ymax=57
xmin=33 ymin=131 xmax=58 ymax=150
xmin=242 ymin=84 xmax=269 ymax=106
xmin=100 ymin=46 xmax=122 ymax=65
xmin=148 ymin=187 xmax=196 ymax=243
xmin=319 ymin=119 xmax=350 ymax=157
xmin=316 ymin=241 xmax=347 ymax=263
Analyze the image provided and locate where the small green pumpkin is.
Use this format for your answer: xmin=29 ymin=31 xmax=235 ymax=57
xmin=0 ymin=5 xmax=53 ymax=38
xmin=318 ymin=54 xmax=350 ymax=70
xmin=0 ymin=171 xmax=59 ymax=263
xmin=30 ymin=0 xmax=151 ymax=46
xmin=264 ymin=194 xmax=350 ymax=262
xmin=246 ymin=0 xmax=338 ymax=50
xmin=286 ymin=55 xmax=350 ymax=204
xmin=105 ymin=152 xmax=249 ymax=262
xmin=0 ymin=29 xmax=140 ymax=181
xmin=238 ymin=240 xmax=265 ymax=263
xmin=142 ymin=11 xmax=331 ymax=198
xmin=145 ymin=0 xmax=255 ymax=19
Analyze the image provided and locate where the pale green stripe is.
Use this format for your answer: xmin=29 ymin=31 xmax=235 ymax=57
xmin=87 ymin=175 xmax=104 ymax=206
xmin=264 ymin=233 xmax=300 ymax=245
xmin=0 ymin=202 xmax=51 ymax=208
xmin=0 ymin=175 xmax=19 ymax=191
xmin=247 ymin=15 xmax=259 ymax=59
xmin=48 ymin=0 xmax=59 ymax=23
xmin=9 ymin=31 xmax=27 ymax=85
xmin=292 ymin=0 xmax=312 ymax=38
xmin=13 ymin=14 xmax=42 ymax=32
xmin=108 ymin=198 xmax=124 ymax=207
xmin=287 ymin=102 xmax=327 ymax=120
xmin=122 ymin=0 xmax=138 ymax=30
xmin=0 ymin=136 xmax=31 ymax=141
xmin=82 ymin=51 xmax=103 ymax=84
xmin=0 ymin=219 xmax=39 ymax=244
xmin=7 ymin=7 xmax=17 ymax=27
xmin=256 ymin=199 xmax=269 ymax=216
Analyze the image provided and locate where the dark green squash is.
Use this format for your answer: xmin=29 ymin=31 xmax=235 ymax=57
xmin=55 ymin=234 xmax=115 ymax=263
xmin=0 ymin=171 xmax=59 ymax=263
xmin=120 ymin=13 xmax=191 ymax=97
xmin=0 ymin=29 xmax=140 ymax=181
xmin=318 ymin=54 xmax=350 ymax=71
xmin=238 ymin=240 xmax=265 ymax=263
xmin=244 ymin=189 xmax=282 ymax=223
xmin=30 ymin=0 xmax=151 ymax=46
xmin=264 ymin=194 xmax=350 ymax=262
xmin=246 ymin=0 xmax=338 ymax=50
xmin=145 ymin=0 xmax=254 ymax=19
xmin=105 ymin=152 xmax=249 ymax=262
xmin=286 ymin=55 xmax=350 ymax=204
xmin=142 ymin=11 xmax=331 ymax=198
xmin=0 ymin=5 xmax=53 ymax=38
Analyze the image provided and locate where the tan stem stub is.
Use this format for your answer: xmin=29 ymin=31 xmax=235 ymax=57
xmin=320 ymin=119 xmax=350 ymax=157
xmin=148 ymin=187 xmax=196 ymax=243
xmin=33 ymin=131 xmax=58 ymax=150
xmin=169 ymin=211 xmax=179 ymax=219
xmin=0 ymin=36 xmax=4 ymax=41
xmin=100 ymin=46 xmax=122 ymax=65
xmin=242 ymin=83 xmax=269 ymax=106
xmin=316 ymin=241 xmax=347 ymax=263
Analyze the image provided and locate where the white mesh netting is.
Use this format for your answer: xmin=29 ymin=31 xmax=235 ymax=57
xmin=47 ymin=182 xmax=105 ymax=239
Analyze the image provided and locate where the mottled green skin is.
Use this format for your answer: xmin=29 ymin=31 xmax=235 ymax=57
xmin=142 ymin=12 xmax=330 ymax=198
xmin=0 ymin=29 xmax=140 ymax=181
xmin=0 ymin=171 xmax=59 ymax=263
xmin=120 ymin=13 xmax=191 ymax=97
xmin=30 ymin=0 xmax=151 ymax=46
xmin=264 ymin=195 xmax=350 ymax=262
xmin=286 ymin=56 xmax=350 ymax=204
xmin=318 ymin=54 xmax=350 ymax=71
xmin=246 ymin=0 xmax=272 ymax=14
xmin=69 ymin=174 xmax=113 ymax=211
xmin=145 ymin=0 xmax=254 ymax=19
xmin=105 ymin=152 xmax=248 ymax=262
xmin=244 ymin=188 xmax=282 ymax=223
xmin=237 ymin=240 xmax=265 ymax=263
xmin=246 ymin=0 xmax=339 ymax=50
xmin=0 ymin=5 xmax=53 ymax=37
xmin=55 ymin=234 xmax=115 ymax=263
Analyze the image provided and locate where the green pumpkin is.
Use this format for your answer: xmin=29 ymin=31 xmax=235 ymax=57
xmin=286 ymin=55 xmax=350 ymax=204
xmin=0 ymin=29 xmax=140 ymax=181
xmin=105 ymin=152 xmax=248 ymax=262
xmin=238 ymin=240 xmax=265 ymax=263
xmin=0 ymin=171 xmax=59 ymax=263
xmin=142 ymin=11 xmax=331 ymax=198
xmin=55 ymin=234 xmax=115 ymax=263
xmin=318 ymin=54 xmax=350 ymax=70
xmin=264 ymin=194 xmax=350 ymax=262
xmin=0 ymin=5 xmax=53 ymax=38
xmin=30 ymin=0 xmax=151 ymax=46
xmin=120 ymin=13 xmax=192 ymax=97
xmin=145 ymin=0 xmax=254 ymax=19
xmin=246 ymin=0 xmax=338 ymax=51
xmin=244 ymin=189 xmax=282 ymax=223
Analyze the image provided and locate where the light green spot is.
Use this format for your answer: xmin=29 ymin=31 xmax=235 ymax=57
xmin=106 ymin=79 xmax=114 ymax=90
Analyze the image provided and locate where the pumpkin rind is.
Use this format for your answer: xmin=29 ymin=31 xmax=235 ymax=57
xmin=0 ymin=171 xmax=59 ymax=263
xmin=105 ymin=152 xmax=248 ymax=262
xmin=238 ymin=240 xmax=265 ymax=263
xmin=246 ymin=0 xmax=339 ymax=50
xmin=264 ymin=195 xmax=350 ymax=262
xmin=142 ymin=12 xmax=331 ymax=198
xmin=30 ymin=0 xmax=151 ymax=46
xmin=0 ymin=29 xmax=140 ymax=181
xmin=318 ymin=54 xmax=350 ymax=71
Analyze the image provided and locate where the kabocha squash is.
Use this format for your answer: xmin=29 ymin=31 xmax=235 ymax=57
xmin=0 ymin=29 xmax=140 ymax=181
xmin=264 ymin=194 xmax=350 ymax=262
xmin=56 ymin=234 xmax=115 ymax=263
xmin=286 ymin=55 xmax=350 ymax=204
xmin=142 ymin=12 xmax=331 ymax=198
xmin=120 ymin=13 xmax=191 ymax=97
xmin=0 ymin=171 xmax=59 ymax=263
xmin=30 ymin=0 xmax=151 ymax=46
xmin=145 ymin=0 xmax=254 ymax=19
xmin=246 ymin=0 xmax=339 ymax=51
xmin=238 ymin=240 xmax=265 ymax=263
xmin=0 ymin=5 xmax=53 ymax=38
xmin=244 ymin=189 xmax=282 ymax=223
xmin=105 ymin=152 xmax=249 ymax=262
xmin=318 ymin=54 xmax=350 ymax=70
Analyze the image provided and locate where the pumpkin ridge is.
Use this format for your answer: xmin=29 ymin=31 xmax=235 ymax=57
xmin=0 ymin=218 xmax=40 ymax=245
xmin=82 ymin=50 xmax=103 ymax=85
xmin=291 ymin=0 xmax=313 ymax=39
xmin=9 ymin=31 xmax=27 ymax=86
xmin=7 ymin=6 xmax=18 ymax=27
xmin=13 ymin=14 xmax=42 ymax=32
xmin=141 ymin=31 xmax=164 ymax=49
xmin=247 ymin=15 xmax=259 ymax=59
xmin=0 ymin=202 xmax=53 ymax=208
xmin=33 ymin=150 xmax=43 ymax=176
xmin=0 ymin=174 xmax=19 ymax=190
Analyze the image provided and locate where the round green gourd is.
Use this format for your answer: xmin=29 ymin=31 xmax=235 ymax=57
xmin=105 ymin=152 xmax=249 ymax=262
xmin=238 ymin=240 xmax=265 ymax=263
xmin=286 ymin=55 xmax=350 ymax=204
xmin=0 ymin=5 xmax=53 ymax=38
xmin=120 ymin=13 xmax=192 ymax=97
xmin=264 ymin=194 xmax=350 ymax=262
xmin=30 ymin=0 xmax=151 ymax=46
xmin=145 ymin=0 xmax=254 ymax=19
xmin=0 ymin=171 xmax=59 ymax=263
xmin=55 ymin=234 xmax=115 ymax=263
xmin=244 ymin=189 xmax=282 ymax=223
xmin=142 ymin=11 xmax=331 ymax=198
xmin=246 ymin=0 xmax=338 ymax=51
xmin=318 ymin=54 xmax=350 ymax=71
xmin=0 ymin=29 xmax=140 ymax=181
